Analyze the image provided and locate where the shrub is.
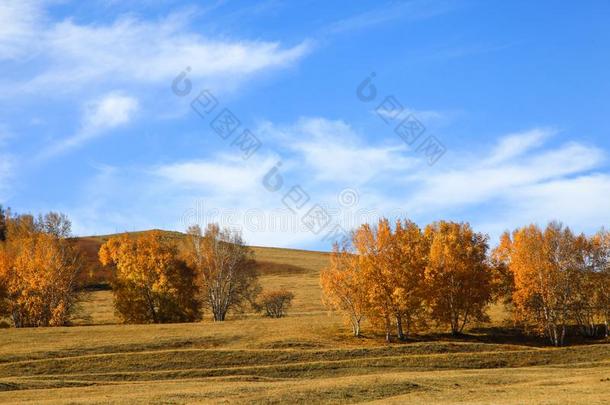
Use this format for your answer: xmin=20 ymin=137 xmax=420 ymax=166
xmin=258 ymin=289 xmax=294 ymax=318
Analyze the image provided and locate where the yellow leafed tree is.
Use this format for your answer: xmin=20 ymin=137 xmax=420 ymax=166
xmin=348 ymin=218 xmax=428 ymax=341
xmin=502 ymin=222 xmax=584 ymax=346
xmin=0 ymin=212 xmax=82 ymax=327
xmin=590 ymin=229 xmax=610 ymax=337
xmin=424 ymin=221 xmax=492 ymax=335
xmin=392 ymin=219 xmax=429 ymax=338
xmin=321 ymin=241 xmax=368 ymax=337
xmin=352 ymin=219 xmax=398 ymax=341
xmin=99 ymin=231 xmax=200 ymax=324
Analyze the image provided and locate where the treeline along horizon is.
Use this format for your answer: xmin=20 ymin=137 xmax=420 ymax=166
xmin=1 ymin=206 xmax=608 ymax=347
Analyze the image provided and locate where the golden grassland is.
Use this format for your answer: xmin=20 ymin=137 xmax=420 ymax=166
xmin=0 ymin=232 xmax=608 ymax=404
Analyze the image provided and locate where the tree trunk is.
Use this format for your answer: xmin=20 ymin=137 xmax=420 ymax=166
xmin=405 ymin=316 xmax=411 ymax=338
xmin=458 ymin=308 xmax=470 ymax=334
xmin=144 ymin=288 xmax=158 ymax=323
xmin=450 ymin=310 xmax=460 ymax=335
xmin=11 ymin=310 xmax=21 ymax=328
xmin=396 ymin=315 xmax=404 ymax=340
xmin=451 ymin=319 xmax=460 ymax=336
xmin=352 ymin=317 xmax=361 ymax=337
xmin=385 ymin=315 xmax=392 ymax=343
xmin=549 ymin=324 xmax=560 ymax=347
xmin=213 ymin=309 xmax=226 ymax=321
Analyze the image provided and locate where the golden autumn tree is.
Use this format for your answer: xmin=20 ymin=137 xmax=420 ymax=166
xmin=352 ymin=219 xmax=398 ymax=341
xmin=501 ymin=222 xmax=585 ymax=346
xmin=424 ymin=221 xmax=493 ymax=335
xmin=392 ymin=219 xmax=429 ymax=338
xmin=321 ymin=241 xmax=368 ymax=337
xmin=349 ymin=218 xmax=428 ymax=341
xmin=567 ymin=233 xmax=603 ymax=338
xmin=580 ymin=229 xmax=610 ymax=337
xmin=99 ymin=231 xmax=200 ymax=324
xmin=0 ymin=212 xmax=82 ymax=327
xmin=594 ymin=230 xmax=610 ymax=337
xmin=182 ymin=224 xmax=259 ymax=321
xmin=490 ymin=231 xmax=516 ymax=303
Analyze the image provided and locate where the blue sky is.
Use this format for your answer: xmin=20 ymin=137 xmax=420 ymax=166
xmin=1 ymin=0 xmax=609 ymax=250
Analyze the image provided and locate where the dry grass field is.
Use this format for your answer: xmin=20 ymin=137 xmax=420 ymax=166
xmin=0 ymin=231 xmax=608 ymax=404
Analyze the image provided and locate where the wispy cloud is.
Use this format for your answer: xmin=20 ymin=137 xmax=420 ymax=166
xmin=407 ymin=141 xmax=603 ymax=210
xmin=38 ymin=92 xmax=139 ymax=159
xmin=0 ymin=124 xmax=14 ymax=202
xmin=396 ymin=129 xmax=609 ymax=239
xmin=259 ymin=117 xmax=416 ymax=184
xmin=324 ymin=0 xmax=457 ymax=35
xmin=82 ymin=93 xmax=139 ymax=132
xmin=0 ymin=0 xmax=43 ymax=60
xmin=61 ymin=118 xmax=610 ymax=248
xmin=153 ymin=153 xmax=277 ymax=195
xmin=484 ymin=127 xmax=554 ymax=165
xmin=6 ymin=8 xmax=309 ymax=95
xmin=0 ymin=155 xmax=13 ymax=202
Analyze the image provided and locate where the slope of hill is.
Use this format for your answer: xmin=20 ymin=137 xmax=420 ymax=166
xmin=0 ymin=316 xmax=608 ymax=403
xmin=72 ymin=230 xmax=330 ymax=324
xmin=74 ymin=230 xmax=329 ymax=286
xmin=0 ymin=230 xmax=607 ymax=403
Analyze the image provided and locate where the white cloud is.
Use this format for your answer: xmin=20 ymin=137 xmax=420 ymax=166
xmin=153 ymin=154 xmax=277 ymax=195
xmin=14 ymin=10 xmax=309 ymax=94
xmin=83 ymin=92 xmax=139 ymax=132
xmin=398 ymin=129 xmax=610 ymax=240
xmin=145 ymin=121 xmax=610 ymax=247
xmin=0 ymin=155 xmax=13 ymax=202
xmin=39 ymin=92 xmax=139 ymax=158
xmin=0 ymin=124 xmax=14 ymax=202
xmin=408 ymin=141 xmax=603 ymax=210
xmin=59 ymin=120 xmax=610 ymax=249
xmin=513 ymin=174 xmax=610 ymax=226
xmin=260 ymin=117 xmax=416 ymax=184
xmin=67 ymin=155 xmax=324 ymax=247
xmin=0 ymin=0 xmax=43 ymax=60
xmin=484 ymin=127 xmax=554 ymax=165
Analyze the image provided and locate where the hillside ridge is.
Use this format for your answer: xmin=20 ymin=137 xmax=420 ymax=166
xmin=73 ymin=229 xmax=330 ymax=288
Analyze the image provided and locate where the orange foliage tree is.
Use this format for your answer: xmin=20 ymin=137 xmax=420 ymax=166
xmin=99 ymin=231 xmax=200 ymax=324
xmin=0 ymin=212 xmax=82 ymax=327
xmin=353 ymin=219 xmax=430 ymax=341
xmin=323 ymin=219 xmax=429 ymax=341
xmin=392 ymin=220 xmax=429 ymax=338
xmin=498 ymin=222 xmax=588 ymax=346
xmin=424 ymin=221 xmax=493 ymax=335
xmin=489 ymin=231 xmax=517 ymax=310
xmin=352 ymin=220 xmax=397 ymax=341
xmin=321 ymin=242 xmax=368 ymax=337
xmin=590 ymin=229 xmax=610 ymax=337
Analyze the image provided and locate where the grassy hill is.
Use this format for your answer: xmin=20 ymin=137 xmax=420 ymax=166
xmin=72 ymin=230 xmax=330 ymax=324
xmin=74 ymin=230 xmax=329 ymax=288
xmin=0 ymin=230 xmax=608 ymax=404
